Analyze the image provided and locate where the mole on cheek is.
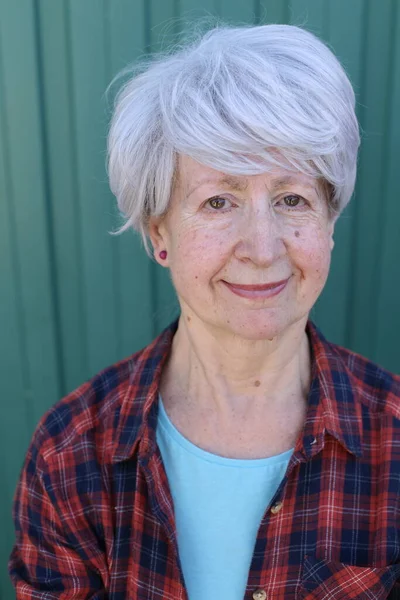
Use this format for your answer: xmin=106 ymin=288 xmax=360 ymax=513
xmin=187 ymin=316 xmax=191 ymax=322
xmin=254 ymin=380 xmax=261 ymax=387
xmin=294 ymin=230 xmax=300 ymax=238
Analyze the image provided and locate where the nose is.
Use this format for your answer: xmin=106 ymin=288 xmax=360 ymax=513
xmin=235 ymin=207 xmax=286 ymax=266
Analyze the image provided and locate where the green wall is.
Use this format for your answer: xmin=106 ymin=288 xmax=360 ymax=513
xmin=0 ymin=0 xmax=399 ymax=597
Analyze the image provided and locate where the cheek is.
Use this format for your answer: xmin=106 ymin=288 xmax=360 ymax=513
xmin=170 ymin=224 xmax=231 ymax=285
xmin=295 ymin=229 xmax=332 ymax=283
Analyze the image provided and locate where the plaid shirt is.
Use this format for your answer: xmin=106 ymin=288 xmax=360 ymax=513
xmin=8 ymin=319 xmax=400 ymax=599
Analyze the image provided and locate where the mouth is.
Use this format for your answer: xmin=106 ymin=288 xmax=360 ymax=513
xmin=221 ymin=278 xmax=290 ymax=299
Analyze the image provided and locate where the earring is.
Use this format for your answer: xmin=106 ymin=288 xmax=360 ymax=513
xmin=159 ymin=250 xmax=167 ymax=260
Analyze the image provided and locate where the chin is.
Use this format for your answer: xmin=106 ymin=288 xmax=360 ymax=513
xmin=219 ymin=310 xmax=296 ymax=341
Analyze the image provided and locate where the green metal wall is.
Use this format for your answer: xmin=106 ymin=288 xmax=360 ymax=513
xmin=0 ymin=0 xmax=399 ymax=597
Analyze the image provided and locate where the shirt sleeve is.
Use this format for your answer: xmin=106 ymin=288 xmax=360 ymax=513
xmin=8 ymin=436 xmax=109 ymax=599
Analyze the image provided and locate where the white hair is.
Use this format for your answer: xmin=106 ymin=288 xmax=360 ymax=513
xmin=107 ymin=23 xmax=360 ymax=255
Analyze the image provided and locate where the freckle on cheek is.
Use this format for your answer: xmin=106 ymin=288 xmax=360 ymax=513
xmin=254 ymin=380 xmax=261 ymax=387
xmin=295 ymin=230 xmax=300 ymax=238
xmin=187 ymin=316 xmax=191 ymax=322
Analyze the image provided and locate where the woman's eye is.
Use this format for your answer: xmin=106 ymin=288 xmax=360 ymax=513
xmin=279 ymin=194 xmax=305 ymax=208
xmin=208 ymin=197 xmax=229 ymax=210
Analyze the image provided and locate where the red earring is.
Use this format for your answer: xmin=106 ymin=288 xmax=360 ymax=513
xmin=159 ymin=250 xmax=167 ymax=260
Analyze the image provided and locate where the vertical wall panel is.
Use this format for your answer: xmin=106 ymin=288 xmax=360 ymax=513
xmin=259 ymin=0 xmax=288 ymax=23
xmin=38 ymin=0 xmax=89 ymax=393
xmin=0 ymin=1 xmax=61 ymax=419
xmin=180 ymin=0 xmax=218 ymax=17
xmin=149 ymin=0 xmax=179 ymax=50
xmin=68 ymin=0 xmax=120 ymax=377
xmin=0 ymin=1 xmax=60 ymax=598
xmin=0 ymin=32 xmax=31 ymax=600
xmin=376 ymin=1 xmax=400 ymax=374
xmin=107 ymin=0 xmax=156 ymax=356
xmin=219 ymin=0 xmax=257 ymax=22
xmin=348 ymin=0 xmax=395 ymax=361
xmin=287 ymin=0 xmax=326 ymax=35
xmin=312 ymin=0 xmax=365 ymax=346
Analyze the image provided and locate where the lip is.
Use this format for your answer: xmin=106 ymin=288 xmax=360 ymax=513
xmin=222 ymin=278 xmax=290 ymax=299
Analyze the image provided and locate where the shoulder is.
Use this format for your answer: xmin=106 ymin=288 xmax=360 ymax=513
xmin=331 ymin=341 xmax=400 ymax=419
xmin=27 ymin=318 xmax=178 ymax=469
xmin=30 ymin=353 xmax=137 ymax=466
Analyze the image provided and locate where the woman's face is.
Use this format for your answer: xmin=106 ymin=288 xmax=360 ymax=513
xmin=150 ymin=155 xmax=335 ymax=340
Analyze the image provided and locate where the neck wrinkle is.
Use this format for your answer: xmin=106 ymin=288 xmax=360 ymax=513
xmin=161 ymin=312 xmax=311 ymax=418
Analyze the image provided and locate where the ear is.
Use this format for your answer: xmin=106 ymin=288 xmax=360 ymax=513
xmin=148 ymin=216 xmax=170 ymax=267
xmin=328 ymin=217 xmax=336 ymax=251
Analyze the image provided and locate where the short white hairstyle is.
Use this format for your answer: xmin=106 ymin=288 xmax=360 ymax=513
xmin=107 ymin=23 xmax=360 ymax=254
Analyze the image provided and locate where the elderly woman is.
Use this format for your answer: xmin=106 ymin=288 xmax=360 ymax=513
xmin=9 ymin=23 xmax=400 ymax=600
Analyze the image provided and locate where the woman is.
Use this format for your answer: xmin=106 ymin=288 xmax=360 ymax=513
xmin=9 ymin=23 xmax=400 ymax=600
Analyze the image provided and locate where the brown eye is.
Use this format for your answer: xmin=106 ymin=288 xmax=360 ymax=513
xmin=208 ymin=197 xmax=227 ymax=210
xmin=284 ymin=195 xmax=301 ymax=207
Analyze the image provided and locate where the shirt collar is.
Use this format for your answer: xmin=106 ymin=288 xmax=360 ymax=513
xmin=111 ymin=318 xmax=363 ymax=464
xmin=112 ymin=319 xmax=178 ymax=463
xmin=302 ymin=321 xmax=363 ymax=458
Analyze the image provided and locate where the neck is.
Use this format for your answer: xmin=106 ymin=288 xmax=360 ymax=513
xmin=161 ymin=311 xmax=311 ymax=421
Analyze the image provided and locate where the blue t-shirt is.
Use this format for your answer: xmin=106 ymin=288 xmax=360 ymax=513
xmin=156 ymin=395 xmax=293 ymax=600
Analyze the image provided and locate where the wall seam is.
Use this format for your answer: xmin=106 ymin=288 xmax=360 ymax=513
xmin=345 ymin=0 xmax=370 ymax=352
xmin=103 ymin=0 xmax=123 ymax=359
xmin=373 ymin=0 xmax=398 ymax=359
xmin=32 ymin=0 xmax=64 ymax=398
xmin=0 ymin=6 xmax=33 ymax=429
xmin=64 ymin=0 xmax=90 ymax=382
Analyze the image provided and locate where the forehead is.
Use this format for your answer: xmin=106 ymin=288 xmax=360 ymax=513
xmin=176 ymin=154 xmax=321 ymax=195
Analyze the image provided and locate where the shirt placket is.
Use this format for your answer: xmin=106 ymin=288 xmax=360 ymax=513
xmin=244 ymin=434 xmax=325 ymax=600
xmin=140 ymin=447 xmax=189 ymax=600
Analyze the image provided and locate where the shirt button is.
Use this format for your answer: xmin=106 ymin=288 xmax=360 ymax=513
xmin=270 ymin=501 xmax=283 ymax=515
xmin=252 ymin=589 xmax=267 ymax=600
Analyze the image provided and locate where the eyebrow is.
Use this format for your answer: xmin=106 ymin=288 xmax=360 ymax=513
xmin=270 ymin=175 xmax=318 ymax=192
xmin=270 ymin=175 xmax=298 ymax=189
xmin=185 ymin=173 xmax=319 ymax=198
xmin=186 ymin=175 xmax=249 ymax=198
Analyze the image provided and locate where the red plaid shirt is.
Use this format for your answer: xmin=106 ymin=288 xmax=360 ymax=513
xmin=9 ymin=319 xmax=400 ymax=599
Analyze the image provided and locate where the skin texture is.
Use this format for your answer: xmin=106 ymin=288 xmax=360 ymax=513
xmin=149 ymin=155 xmax=335 ymax=458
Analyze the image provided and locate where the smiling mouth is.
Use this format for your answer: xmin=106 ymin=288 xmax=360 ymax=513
xmin=223 ymin=279 xmax=289 ymax=291
xmin=222 ymin=278 xmax=290 ymax=299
